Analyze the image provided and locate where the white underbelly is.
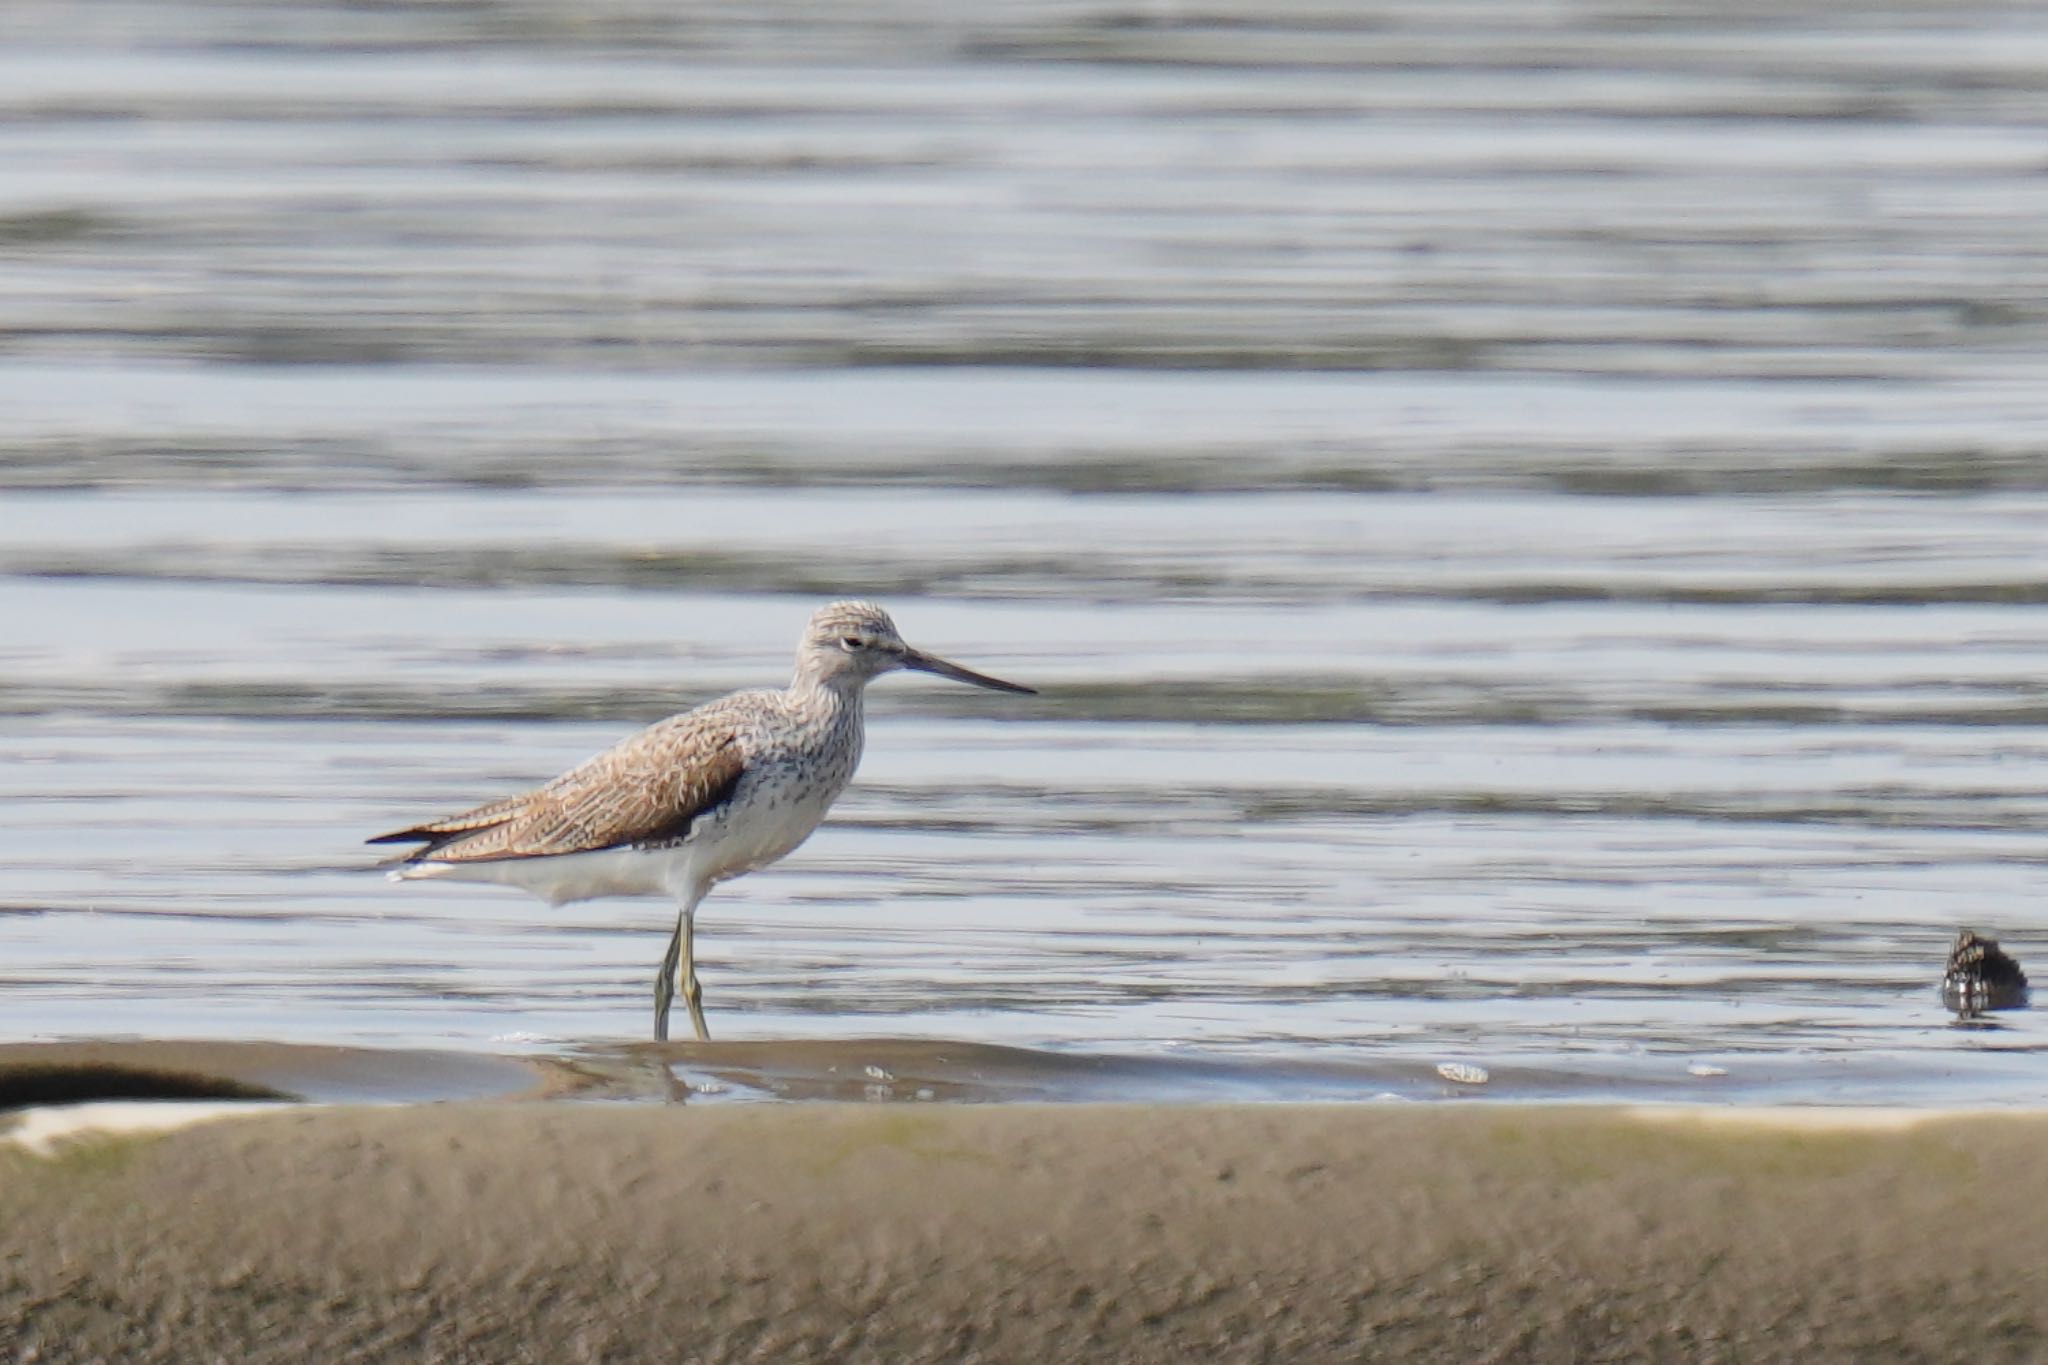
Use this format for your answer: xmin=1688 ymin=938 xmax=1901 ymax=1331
xmin=393 ymin=845 xmax=687 ymax=907
xmin=695 ymin=786 xmax=838 ymax=885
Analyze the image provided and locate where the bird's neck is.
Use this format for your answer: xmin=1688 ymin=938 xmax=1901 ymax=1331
xmin=785 ymin=671 xmax=864 ymax=725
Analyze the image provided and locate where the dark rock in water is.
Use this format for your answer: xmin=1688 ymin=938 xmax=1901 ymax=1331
xmin=1941 ymin=931 xmax=2029 ymax=1018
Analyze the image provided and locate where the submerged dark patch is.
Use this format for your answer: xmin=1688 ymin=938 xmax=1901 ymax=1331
xmin=0 ymin=1064 xmax=293 ymax=1112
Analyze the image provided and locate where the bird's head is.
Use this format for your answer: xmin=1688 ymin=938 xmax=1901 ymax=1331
xmin=795 ymin=600 xmax=1035 ymax=696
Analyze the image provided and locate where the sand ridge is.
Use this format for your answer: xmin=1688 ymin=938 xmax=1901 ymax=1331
xmin=3 ymin=1100 xmax=2045 ymax=1362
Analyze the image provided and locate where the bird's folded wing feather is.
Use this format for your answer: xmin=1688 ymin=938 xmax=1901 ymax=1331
xmin=369 ymin=713 xmax=749 ymax=862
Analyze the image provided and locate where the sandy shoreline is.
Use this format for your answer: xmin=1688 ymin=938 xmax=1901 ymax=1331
xmin=5 ymin=1092 xmax=2046 ymax=1362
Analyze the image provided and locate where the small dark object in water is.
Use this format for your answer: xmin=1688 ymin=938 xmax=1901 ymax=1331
xmin=1940 ymin=930 xmax=2029 ymax=1018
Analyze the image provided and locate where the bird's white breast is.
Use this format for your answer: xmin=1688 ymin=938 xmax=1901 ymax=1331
xmin=695 ymin=735 xmax=861 ymax=885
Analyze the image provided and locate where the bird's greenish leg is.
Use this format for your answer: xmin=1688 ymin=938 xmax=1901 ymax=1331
xmin=680 ymin=908 xmax=710 ymax=1042
xmin=653 ymin=909 xmax=684 ymax=1042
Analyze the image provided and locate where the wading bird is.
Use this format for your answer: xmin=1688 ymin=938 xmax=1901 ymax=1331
xmin=370 ymin=601 xmax=1034 ymax=1041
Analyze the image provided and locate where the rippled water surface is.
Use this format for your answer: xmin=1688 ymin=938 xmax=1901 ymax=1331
xmin=3 ymin=0 xmax=2047 ymax=1103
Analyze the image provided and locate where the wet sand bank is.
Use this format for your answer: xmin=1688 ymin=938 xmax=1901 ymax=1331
xmin=5 ymin=1097 xmax=2045 ymax=1362
xmin=8 ymin=1036 xmax=2039 ymax=1110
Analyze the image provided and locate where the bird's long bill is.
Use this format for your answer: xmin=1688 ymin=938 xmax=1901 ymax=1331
xmin=901 ymin=646 xmax=1037 ymax=695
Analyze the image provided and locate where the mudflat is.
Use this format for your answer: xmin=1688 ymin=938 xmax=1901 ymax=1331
xmin=5 ymin=1099 xmax=2044 ymax=1363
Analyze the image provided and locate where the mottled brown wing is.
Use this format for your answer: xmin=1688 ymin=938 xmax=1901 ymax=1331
xmin=369 ymin=712 xmax=749 ymax=863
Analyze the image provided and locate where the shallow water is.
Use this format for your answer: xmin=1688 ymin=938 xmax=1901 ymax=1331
xmin=2 ymin=0 xmax=2046 ymax=1104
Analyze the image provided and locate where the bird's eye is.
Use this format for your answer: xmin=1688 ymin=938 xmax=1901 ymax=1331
xmin=842 ymin=636 xmax=866 ymax=650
